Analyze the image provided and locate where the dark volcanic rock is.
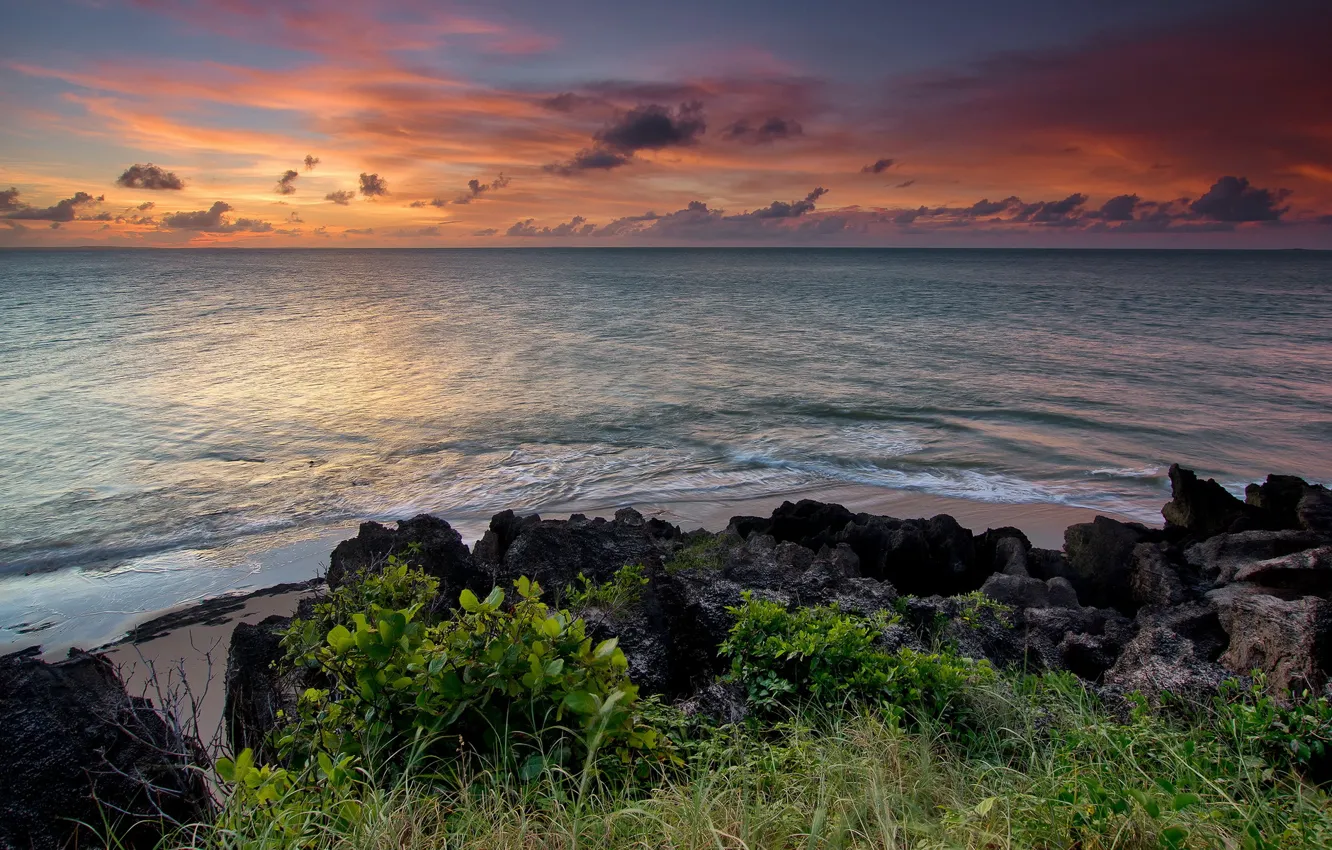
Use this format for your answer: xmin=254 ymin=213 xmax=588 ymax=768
xmin=1059 ymin=516 xmax=1154 ymax=610
xmin=1135 ymin=601 xmax=1230 ymax=663
xmin=1246 ymin=474 xmax=1312 ymax=528
xmin=1232 ymin=546 xmax=1332 ymax=594
xmin=1184 ymin=529 xmax=1325 ymax=585
xmin=981 ymin=573 xmax=1049 ymax=609
xmin=471 ymin=508 xmax=675 ymax=601
xmin=974 ymin=527 xmax=1033 ymax=577
xmin=1298 ymin=487 xmax=1332 ymax=536
xmin=224 ymin=615 xmax=294 ymax=760
xmin=0 ymin=650 xmax=209 ymax=850
xmin=328 ymin=514 xmax=475 ymax=593
xmin=1129 ymin=542 xmax=1190 ymax=608
xmin=1209 ymin=583 xmax=1332 ymax=695
xmin=1104 ymin=626 xmax=1232 ymax=699
xmin=1162 ymin=463 xmax=1266 ymax=538
xmin=1046 ymin=577 xmax=1081 ymax=608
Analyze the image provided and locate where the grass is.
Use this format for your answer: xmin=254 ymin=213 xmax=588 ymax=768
xmin=664 ymin=534 xmax=732 ymax=574
xmin=169 ymin=672 xmax=1332 ymax=850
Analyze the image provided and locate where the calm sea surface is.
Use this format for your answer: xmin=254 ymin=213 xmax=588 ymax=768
xmin=2 ymin=248 xmax=1330 ymax=647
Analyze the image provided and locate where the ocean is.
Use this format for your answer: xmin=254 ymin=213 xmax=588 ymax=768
xmin=2 ymin=248 xmax=1330 ymax=650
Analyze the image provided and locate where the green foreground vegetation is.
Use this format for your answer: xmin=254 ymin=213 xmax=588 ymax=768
xmin=147 ymin=561 xmax=1332 ymax=849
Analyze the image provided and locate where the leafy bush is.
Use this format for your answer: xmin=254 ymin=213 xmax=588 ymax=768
xmin=565 ymin=563 xmax=649 ymax=613
xmin=720 ymin=592 xmax=992 ymax=720
xmin=1213 ymin=674 xmax=1332 ymax=779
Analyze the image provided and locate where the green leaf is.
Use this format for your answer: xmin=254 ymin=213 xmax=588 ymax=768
xmin=545 ymin=658 xmax=565 ymax=677
xmin=483 ymin=587 xmax=504 ymax=609
xmin=516 ymin=576 xmax=532 ymax=598
xmin=215 ymin=756 xmax=236 ymax=783
xmin=327 ymin=624 xmax=352 ymax=654
xmin=1161 ymin=826 xmax=1188 ymax=846
xmin=519 ymin=753 xmax=545 ymax=781
xmin=564 ymin=691 xmax=601 ymax=715
xmin=1171 ymin=792 xmax=1201 ymax=811
xmin=593 ymin=637 xmax=619 ymax=661
xmin=974 ymin=796 xmax=997 ymax=816
xmin=459 ymin=589 xmax=480 ymax=612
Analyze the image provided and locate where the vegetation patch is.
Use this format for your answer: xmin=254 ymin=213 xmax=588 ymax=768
xmin=664 ymin=533 xmax=731 ymax=573
xmin=564 ymin=563 xmax=649 ymax=614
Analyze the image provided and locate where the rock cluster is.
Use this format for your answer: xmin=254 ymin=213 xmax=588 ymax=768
xmin=228 ymin=463 xmax=1332 ymax=729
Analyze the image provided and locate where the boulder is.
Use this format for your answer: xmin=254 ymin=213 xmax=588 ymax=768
xmin=1129 ymin=542 xmax=1190 ymax=608
xmin=1135 ymin=601 xmax=1230 ymax=663
xmin=1183 ymin=529 xmax=1325 ymax=585
xmin=1209 ymin=583 xmax=1332 ymax=694
xmin=981 ymin=573 xmax=1049 ymax=609
xmin=1059 ymin=516 xmax=1153 ymax=610
xmin=1232 ymin=546 xmax=1332 ymax=594
xmin=1104 ymin=627 xmax=1233 ymax=699
xmin=472 ymin=509 xmax=675 ymax=600
xmin=1297 ymin=486 xmax=1332 ymax=536
xmin=223 ymin=615 xmax=294 ymax=760
xmin=0 ymin=650 xmax=210 ymax=850
xmin=1046 ymin=577 xmax=1080 ymax=608
xmin=327 ymin=514 xmax=475 ymax=593
xmin=1245 ymin=474 xmax=1312 ymax=528
xmin=1162 ymin=464 xmax=1264 ymax=538
xmin=974 ymin=527 xmax=1032 ymax=576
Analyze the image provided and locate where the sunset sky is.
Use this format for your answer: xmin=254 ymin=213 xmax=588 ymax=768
xmin=2 ymin=0 xmax=1330 ymax=247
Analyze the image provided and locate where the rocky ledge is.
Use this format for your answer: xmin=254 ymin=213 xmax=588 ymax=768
xmin=4 ymin=463 xmax=1331 ymax=848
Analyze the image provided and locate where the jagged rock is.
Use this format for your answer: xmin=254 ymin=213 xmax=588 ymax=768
xmin=1129 ymin=542 xmax=1190 ymax=607
xmin=1232 ymin=546 xmax=1332 ymax=593
xmin=473 ymin=508 xmax=675 ymax=599
xmin=1104 ymin=627 xmax=1233 ymax=699
xmin=1059 ymin=632 xmax=1121 ymax=681
xmin=1184 ymin=529 xmax=1325 ymax=585
xmin=676 ymin=680 xmax=748 ymax=725
xmin=974 ymin=527 xmax=1032 ymax=576
xmin=1163 ymin=463 xmax=1266 ymax=538
xmin=1209 ymin=583 xmax=1332 ymax=694
xmin=1298 ymin=487 xmax=1332 ymax=536
xmin=981 ymin=573 xmax=1049 ymax=608
xmin=1027 ymin=547 xmax=1067 ymax=580
xmin=1135 ymin=601 xmax=1229 ymax=662
xmin=1046 ymin=577 xmax=1080 ymax=608
xmin=328 ymin=514 xmax=475 ymax=592
xmin=1058 ymin=516 xmax=1153 ymax=610
xmin=0 ymin=650 xmax=210 ymax=850
xmin=745 ymin=499 xmax=856 ymax=551
xmin=224 ymin=615 xmax=294 ymax=760
xmin=1246 ymin=474 xmax=1312 ymax=528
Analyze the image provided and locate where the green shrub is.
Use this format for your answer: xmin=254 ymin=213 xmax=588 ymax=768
xmin=664 ymin=533 xmax=730 ymax=573
xmin=1213 ymin=674 xmax=1332 ymax=776
xmin=565 ymin=563 xmax=649 ymax=613
xmin=719 ymin=592 xmax=992 ymax=720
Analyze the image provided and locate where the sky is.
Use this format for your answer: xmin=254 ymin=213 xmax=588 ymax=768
xmin=1 ymin=0 xmax=1330 ymax=248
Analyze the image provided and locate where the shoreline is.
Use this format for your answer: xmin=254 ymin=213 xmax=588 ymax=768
xmin=8 ymin=483 xmax=1149 ymax=664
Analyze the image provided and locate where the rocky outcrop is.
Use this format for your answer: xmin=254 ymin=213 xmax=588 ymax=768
xmin=1058 ymin=516 xmax=1155 ymax=610
xmin=1104 ymin=627 xmax=1232 ymax=699
xmin=223 ymin=615 xmax=294 ymax=760
xmin=327 ymin=513 xmax=476 ymax=594
xmin=1 ymin=649 xmax=210 ymax=850
xmin=1209 ymin=583 xmax=1332 ymax=695
xmin=1163 ymin=464 xmax=1267 ymax=538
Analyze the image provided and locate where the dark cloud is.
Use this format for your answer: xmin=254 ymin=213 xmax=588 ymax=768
xmin=966 ymin=197 xmax=1018 ymax=217
xmin=49 ymin=222 xmax=61 ymax=230
xmin=288 ymin=210 xmax=304 ymax=224
xmin=546 ymin=102 xmax=705 ymax=175
xmin=7 ymin=192 xmax=104 ymax=221
xmin=722 ymin=116 xmax=803 ymax=144
xmin=748 ymin=187 xmax=828 ymax=219
xmin=597 ymin=101 xmax=705 ymax=152
xmin=303 ymin=155 xmax=320 ymax=171
xmin=1013 ymin=193 xmax=1087 ymax=224
xmin=325 ymin=189 xmax=355 ymax=205
xmin=472 ymin=228 xmax=499 ymax=236
xmin=453 ymin=173 xmax=511 ymax=205
xmin=276 ymin=170 xmax=299 ymax=195
xmin=895 ymin=180 xmax=916 ymax=189
xmin=137 ymin=201 xmax=155 ymax=211
xmin=1189 ymin=176 xmax=1291 ymax=222
xmin=0 ymin=187 xmax=22 ymax=212
xmin=507 ymin=215 xmax=595 ymax=237
xmin=861 ymin=158 xmax=895 ymax=174
xmin=346 ymin=227 xmax=374 ymax=235
xmin=544 ymin=147 xmax=633 ymax=175
xmin=358 ymin=173 xmax=389 ymax=198
xmin=160 ymin=201 xmax=273 ymax=232
xmin=116 ymin=163 xmax=185 ymax=190
xmin=1099 ymin=194 xmax=1140 ymax=221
